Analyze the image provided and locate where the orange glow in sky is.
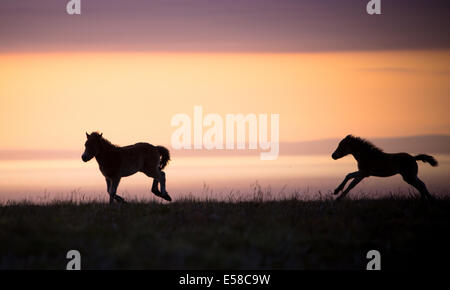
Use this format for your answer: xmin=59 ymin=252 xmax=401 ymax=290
xmin=0 ymin=50 xmax=449 ymax=150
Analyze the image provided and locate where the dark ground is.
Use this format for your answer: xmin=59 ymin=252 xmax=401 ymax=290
xmin=0 ymin=196 xmax=449 ymax=270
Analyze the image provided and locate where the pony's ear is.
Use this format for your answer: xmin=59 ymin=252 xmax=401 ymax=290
xmin=345 ymin=134 xmax=353 ymax=139
xmin=100 ymin=132 xmax=103 ymax=137
xmin=86 ymin=132 xmax=90 ymax=138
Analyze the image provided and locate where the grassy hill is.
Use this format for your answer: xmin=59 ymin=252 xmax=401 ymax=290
xmin=0 ymin=196 xmax=449 ymax=270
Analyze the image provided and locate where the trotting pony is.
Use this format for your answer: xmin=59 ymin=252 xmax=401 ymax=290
xmin=82 ymin=132 xmax=172 ymax=204
xmin=331 ymin=135 xmax=438 ymax=202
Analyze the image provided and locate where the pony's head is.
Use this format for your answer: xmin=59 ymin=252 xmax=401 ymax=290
xmin=332 ymin=135 xmax=353 ymax=160
xmin=82 ymin=132 xmax=103 ymax=162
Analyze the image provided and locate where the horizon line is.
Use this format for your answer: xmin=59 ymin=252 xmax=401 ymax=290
xmin=1 ymin=134 xmax=449 ymax=160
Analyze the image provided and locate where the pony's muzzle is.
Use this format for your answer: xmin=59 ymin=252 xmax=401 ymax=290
xmin=81 ymin=154 xmax=89 ymax=162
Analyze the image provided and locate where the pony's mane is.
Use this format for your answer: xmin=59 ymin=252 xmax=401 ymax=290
xmin=90 ymin=132 xmax=119 ymax=149
xmin=348 ymin=135 xmax=384 ymax=154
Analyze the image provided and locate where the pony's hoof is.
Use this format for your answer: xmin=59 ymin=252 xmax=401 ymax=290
xmin=333 ymin=189 xmax=340 ymax=195
xmin=161 ymin=192 xmax=172 ymax=202
xmin=152 ymin=190 xmax=172 ymax=201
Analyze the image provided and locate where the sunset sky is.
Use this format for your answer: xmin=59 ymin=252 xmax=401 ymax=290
xmin=1 ymin=0 xmax=449 ymax=151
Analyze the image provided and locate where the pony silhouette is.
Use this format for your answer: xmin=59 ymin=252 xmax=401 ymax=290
xmin=82 ymin=132 xmax=172 ymax=203
xmin=332 ymin=135 xmax=438 ymax=201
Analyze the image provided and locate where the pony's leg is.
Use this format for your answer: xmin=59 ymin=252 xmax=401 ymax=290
xmin=155 ymin=170 xmax=172 ymax=201
xmin=109 ymin=178 xmax=126 ymax=204
xmin=145 ymin=169 xmax=161 ymax=195
xmin=416 ymin=178 xmax=436 ymax=201
xmin=107 ymin=178 xmax=114 ymax=204
xmin=334 ymin=171 xmax=360 ymax=195
xmin=106 ymin=178 xmax=125 ymax=203
xmin=336 ymin=176 xmax=365 ymax=202
xmin=151 ymin=178 xmax=160 ymax=195
xmin=144 ymin=168 xmax=172 ymax=201
xmin=159 ymin=170 xmax=172 ymax=201
xmin=105 ymin=178 xmax=111 ymax=193
xmin=403 ymin=176 xmax=436 ymax=201
xmin=159 ymin=171 xmax=167 ymax=194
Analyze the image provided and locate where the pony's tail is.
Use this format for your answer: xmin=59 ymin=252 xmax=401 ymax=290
xmin=157 ymin=146 xmax=171 ymax=170
xmin=415 ymin=154 xmax=438 ymax=167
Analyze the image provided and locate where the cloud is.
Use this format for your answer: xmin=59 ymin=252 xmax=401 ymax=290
xmin=358 ymin=67 xmax=450 ymax=75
